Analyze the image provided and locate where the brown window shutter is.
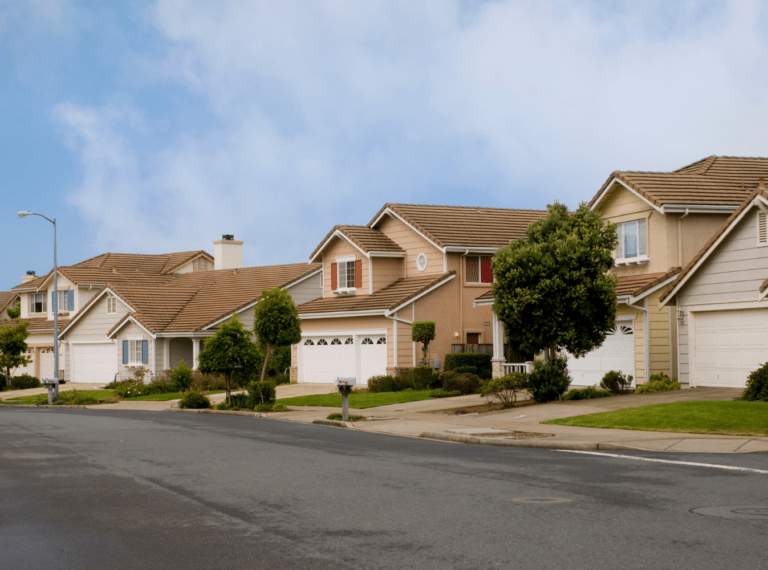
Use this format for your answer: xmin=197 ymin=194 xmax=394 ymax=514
xmin=331 ymin=263 xmax=338 ymax=290
xmin=355 ymin=259 xmax=363 ymax=288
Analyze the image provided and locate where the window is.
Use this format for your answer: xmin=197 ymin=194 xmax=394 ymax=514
xmin=376 ymin=337 xmax=386 ymax=345
xmin=331 ymin=338 xmax=341 ymax=345
xmin=193 ymin=257 xmax=208 ymax=272
xmin=304 ymin=339 xmax=314 ymax=346
xmin=467 ymin=332 xmax=480 ymax=345
xmin=416 ymin=253 xmax=427 ymax=272
xmin=107 ymin=295 xmax=117 ymax=314
xmin=337 ymin=259 xmax=356 ymax=289
xmin=362 ymin=338 xmax=373 ymax=345
xmin=758 ymin=212 xmax=767 ymax=246
xmin=344 ymin=338 xmax=354 ymax=345
xmin=317 ymin=339 xmax=328 ymax=345
xmin=615 ymin=219 xmax=647 ymax=261
xmin=466 ymin=256 xmax=493 ymax=284
xmin=29 ymin=293 xmax=46 ymax=314
xmin=125 ymin=340 xmax=146 ymax=365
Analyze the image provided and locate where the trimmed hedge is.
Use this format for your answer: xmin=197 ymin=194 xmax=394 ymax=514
xmin=9 ymin=374 xmax=42 ymax=390
xmin=743 ymin=362 xmax=768 ymax=401
xmin=444 ymin=353 xmax=492 ymax=379
xmin=439 ymin=371 xmax=481 ymax=395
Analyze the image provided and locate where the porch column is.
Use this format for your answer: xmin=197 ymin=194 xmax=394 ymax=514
xmin=491 ymin=311 xmax=505 ymax=379
xmin=163 ymin=338 xmax=170 ymax=370
xmin=193 ymin=339 xmax=200 ymax=371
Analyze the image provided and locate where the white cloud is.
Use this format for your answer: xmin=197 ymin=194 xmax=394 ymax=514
xmin=55 ymin=0 xmax=768 ymax=265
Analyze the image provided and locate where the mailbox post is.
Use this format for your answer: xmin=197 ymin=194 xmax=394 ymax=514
xmin=335 ymin=377 xmax=356 ymax=421
xmin=43 ymin=378 xmax=59 ymax=404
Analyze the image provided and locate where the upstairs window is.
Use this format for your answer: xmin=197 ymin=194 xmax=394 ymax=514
xmin=29 ymin=293 xmax=46 ymax=314
xmin=338 ymin=260 xmax=356 ymax=289
xmin=466 ymin=256 xmax=493 ymax=284
xmin=193 ymin=257 xmax=208 ymax=272
xmin=615 ymin=219 xmax=648 ymax=261
xmin=107 ymin=295 xmax=117 ymax=314
xmin=52 ymin=290 xmax=74 ymax=313
xmin=331 ymin=257 xmax=360 ymax=292
xmin=758 ymin=212 xmax=767 ymax=246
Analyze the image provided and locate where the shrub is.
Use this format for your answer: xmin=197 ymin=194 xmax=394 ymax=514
xmin=600 ymin=370 xmax=633 ymax=395
xmin=368 ymin=374 xmax=414 ymax=393
xmin=229 ymin=393 xmax=252 ymax=409
xmin=444 ymin=353 xmax=492 ymax=379
xmin=178 ymin=390 xmax=211 ymax=409
xmin=635 ymin=373 xmax=681 ymax=394
xmin=742 ymin=362 xmax=768 ymax=401
xmin=269 ymin=372 xmax=291 ymax=386
xmin=144 ymin=376 xmax=174 ymax=395
xmin=402 ymin=367 xmax=440 ymax=390
xmin=190 ymin=372 xmax=229 ymax=392
xmin=527 ymin=357 xmax=571 ymax=403
xmin=453 ymin=365 xmax=478 ymax=375
xmin=10 ymin=374 xmax=41 ymax=390
xmin=326 ymin=413 xmax=366 ymax=421
xmin=110 ymin=380 xmax=148 ymax=398
xmin=411 ymin=321 xmax=436 ymax=365
xmin=57 ymin=390 xmax=100 ymax=405
xmin=440 ymin=371 xmax=482 ymax=395
xmin=481 ymin=372 xmax=529 ymax=406
xmin=562 ymin=387 xmax=613 ymax=401
xmin=249 ymin=381 xmax=276 ymax=405
xmin=255 ymin=402 xmax=288 ymax=412
xmin=169 ymin=360 xmax=194 ymax=392
xmin=428 ymin=388 xmax=462 ymax=398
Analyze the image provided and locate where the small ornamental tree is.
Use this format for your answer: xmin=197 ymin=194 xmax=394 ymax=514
xmin=0 ymin=320 xmax=32 ymax=387
xmin=197 ymin=315 xmax=260 ymax=403
xmin=253 ymin=288 xmax=302 ymax=382
xmin=492 ymin=202 xmax=618 ymax=363
xmin=411 ymin=321 xmax=436 ymax=366
xmin=6 ymin=302 xmax=21 ymax=320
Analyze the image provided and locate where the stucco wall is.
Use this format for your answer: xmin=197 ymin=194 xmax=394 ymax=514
xmin=375 ymin=214 xmax=443 ymax=277
xmin=321 ymin=236 xmax=367 ymax=298
xmin=371 ymin=257 xmax=404 ymax=293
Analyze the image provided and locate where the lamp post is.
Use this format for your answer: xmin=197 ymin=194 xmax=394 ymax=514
xmin=18 ymin=211 xmax=59 ymax=400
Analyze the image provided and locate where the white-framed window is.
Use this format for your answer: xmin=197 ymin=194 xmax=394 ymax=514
xmin=615 ymin=219 xmax=648 ymax=262
xmin=757 ymin=211 xmax=767 ymax=246
xmin=466 ymin=256 xmax=493 ymax=284
xmin=337 ymin=257 xmax=356 ymax=290
xmin=128 ymin=340 xmax=143 ymax=365
xmin=193 ymin=257 xmax=208 ymax=272
xmin=107 ymin=295 xmax=117 ymax=314
xmin=29 ymin=293 xmax=46 ymax=314
xmin=416 ymin=253 xmax=427 ymax=272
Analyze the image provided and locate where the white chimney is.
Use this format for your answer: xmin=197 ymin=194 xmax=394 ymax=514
xmin=22 ymin=271 xmax=36 ymax=284
xmin=213 ymin=235 xmax=243 ymax=270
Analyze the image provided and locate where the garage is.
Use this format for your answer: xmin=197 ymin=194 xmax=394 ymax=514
xmin=693 ymin=309 xmax=768 ymax=388
xmin=568 ymin=323 xmax=636 ymax=386
xmin=71 ymin=343 xmax=118 ymax=384
xmin=300 ymin=334 xmax=387 ymax=384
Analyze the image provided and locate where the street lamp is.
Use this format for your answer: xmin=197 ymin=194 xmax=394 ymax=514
xmin=18 ymin=211 xmax=59 ymax=400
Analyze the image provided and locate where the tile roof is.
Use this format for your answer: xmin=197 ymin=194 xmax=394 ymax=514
xmin=0 ymin=292 xmax=19 ymax=313
xmin=297 ymin=272 xmax=456 ymax=315
xmin=0 ymin=317 xmax=70 ymax=334
xmin=614 ymin=267 xmax=681 ymax=298
xmin=369 ymin=203 xmax=548 ymax=249
xmin=474 ymin=289 xmax=494 ymax=303
xmin=591 ymin=156 xmax=768 ymax=209
xmin=310 ymin=225 xmax=404 ymax=260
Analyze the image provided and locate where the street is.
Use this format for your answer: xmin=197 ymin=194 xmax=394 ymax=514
xmin=1 ymin=408 xmax=766 ymax=569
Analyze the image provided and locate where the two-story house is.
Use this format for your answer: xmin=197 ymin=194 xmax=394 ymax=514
xmin=291 ymin=203 xmax=547 ymax=383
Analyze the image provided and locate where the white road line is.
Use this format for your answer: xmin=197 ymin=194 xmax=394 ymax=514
xmin=557 ymin=450 xmax=768 ymax=475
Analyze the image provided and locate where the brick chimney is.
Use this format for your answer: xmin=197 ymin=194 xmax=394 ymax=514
xmin=213 ymin=235 xmax=243 ymax=270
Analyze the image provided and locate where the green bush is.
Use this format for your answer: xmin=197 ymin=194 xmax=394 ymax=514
xmin=527 ymin=357 xmax=571 ymax=403
xmin=440 ymin=371 xmax=482 ymax=395
xmin=368 ymin=374 xmax=414 ymax=393
xmin=562 ymin=387 xmax=613 ymax=401
xmin=144 ymin=376 xmax=174 ymax=395
xmin=326 ymin=412 xmax=366 ymax=421
xmin=56 ymin=390 xmax=100 ymax=405
xmin=110 ymin=380 xmax=147 ymax=398
xmin=600 ymin=370 xmax=633 ymax=395
xmin=169 ymin=360 xmax=194 ymax=392
xmin=10 ymin=374 xmax=42 ymax=390
xmin=428 ymin=388 xmax=462 ymax=398
xmin=444 ymin=353 xmax=492 ymax=379
xmin=178 ymin=391 xmax=211 ymax=409
xmin=229 ymin=393 xmax=252 ymax=409
xmin=742 ymin=362 xmax=768 ymax=401
xmin=190 ymin=372 xmax=230 ymax=392
xmin=269 ymin=372 xmax=291 ymax=386
xmin=249 ymin=381 xmax=276 ymax=405
xmin=255 ymin=401 xmax=288 ymax=412
xmin=403 ymin=367 xmax=440 ymax=390
xmin=453 ymin=365 xmax=478 ymax=376
xmin=481 ymin=372 xmax=529 ymax=406
xmin=635 ymin=372 xmax=681 ymax=394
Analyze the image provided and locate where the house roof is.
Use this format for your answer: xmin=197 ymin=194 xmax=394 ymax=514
xmin=297 ymin=272 xmax=456 ymax=316
xmin=590 ymin=156 xmax=768 ymax=211
xmin=0 ymin=292 xmax=19 ymax=313
xmin=615 ymin=268 xmax=681 ymax=299
xmin=369 ymin=203 xmax=548 ymax=250
xmin=0 ymin=317 xmax=70 ymax=334
xmin=310 ymin=225 xmax=404 ymax=260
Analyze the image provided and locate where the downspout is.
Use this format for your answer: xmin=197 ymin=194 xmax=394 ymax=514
xmin=677 ymin=208 xmax=690 ymax=267
xmin=626 ymin=297 xmax=650 ymax=384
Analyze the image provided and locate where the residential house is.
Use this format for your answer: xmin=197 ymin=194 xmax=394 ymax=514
xmin=0 ymin=291 xmax=20 ymax=320
xmin=291 ymin=203 xmax=547 ymax=383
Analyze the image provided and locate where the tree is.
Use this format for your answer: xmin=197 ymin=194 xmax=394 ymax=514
xmin=0 ymin=320 xmax=32 ymax=387
xmin=411 ymin=321 xmax=435 ymax=366
xmin=492 ymin=202 xmax=617 ymax=363
xmin=6 ymin=302 xmax=21 ymax=320
xmin=197 ymin=315 xmax=260 ymax=403
xmin=253 ymin=288 xmax=302 ymax=382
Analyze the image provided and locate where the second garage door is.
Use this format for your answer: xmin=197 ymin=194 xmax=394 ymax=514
xmin=568 ymin=323 xmax=636 ymax=386
xmin=300 ymin=334 xmax=387 ymax=384
xmin=71 ymin=343 xmax=118 ymax=384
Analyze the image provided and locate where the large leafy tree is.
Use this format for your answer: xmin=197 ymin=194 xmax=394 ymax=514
xmin=492 ymin=203 xmax=617 ymax=362
xmin=253 ymin=288 xmax=302 ymax=382
xmin=0 ymin=319 xmax=32 ymax=387
xmin=197 ymin=315 xmax=260 ymax=403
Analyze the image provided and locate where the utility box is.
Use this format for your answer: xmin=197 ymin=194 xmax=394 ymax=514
xmin=433 ymin=358 xmax=440 ymax=370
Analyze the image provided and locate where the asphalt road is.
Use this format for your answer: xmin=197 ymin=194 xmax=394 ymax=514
xmin=1 ymin=408 xmax=766 ymax=570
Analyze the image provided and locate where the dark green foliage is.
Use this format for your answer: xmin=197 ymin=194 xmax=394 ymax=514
xmin=169 ymin=360 xmax=194 ymax=392
xmin=481 ymin=372 xmax=529 ymax=406
xmin=248 ymin=381 xmax=276 ymax=405
xmin=562 ymin=387 xmax=613 ymax=400
xmin=253 ymin=288 xmax=302 ymax=382
xmin=269 ymin=372 xmax=291 ymax=385
xmin=406 ymin=366 xmax=441 ymax=390
xmin=600 ymin=370 xmax=633 ymax=395
xmin=6 ymin=302 xmax=21 ymax=320
xmin=492 ymin=203 xmax=618 ymax=361
xmin=411 ymin=321 xmax=436 ymax=365
xmin=56 ymin=390 xmax=101 ymax=405
xmin=255 ymin=402 xmax=288 ymax=412
xmin=428 ymin=388 xmax=462 ymax=398
xmin=10 ymin=374 xmax=41 ymax=390
xmin=453 ymin=365 xmax=477 ymax=375
xmin=0 ymin=319 xmax=32 ymax=387
xmin=743 ymin=362 xmax=768 ymax=401
xmin=440 ymin=371 xmax=482 ymax=395
xmin=368 ymin=374 xmax=413 ymax=393
xmin=144 ymin=376 xmax=173 ymax=395
xmin=178 ymin=391 xmax=211 ymax=409
xmin=635 ymin=373 xmax=681 ymax=394
xmin=443 ymin=353 xmax=492 ymax=379
xmin=264 ymin=345 xmax=291 ymax=377
xmin=527 ymin=357 xmax=571 ymax=402
xmin=326 ymin=413 xmax=366 ymax=421
xmin=189 ymin=372 xmax=229 ymax=392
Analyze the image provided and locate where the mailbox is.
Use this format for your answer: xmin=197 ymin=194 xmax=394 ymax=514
xmin=42 ymin=378 xmax=59 ymax=404
xmin=335 ymin=377 xmax=355 ymax=421
xmin=335 ymin=377 xmax=356 ymax=387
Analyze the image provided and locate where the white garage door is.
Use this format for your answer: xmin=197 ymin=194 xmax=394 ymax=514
xmin=568 ymin=324 xmax=635 ymax=386
xmin=693 ymin=309 xmax=768 ymax=388
xmin=39 ymin=348 xmax=55 ymax=380
xmin=72 ymin=343 xmax=118 ymax=385
xmin=300 ymin=334 xmax=387 ymax=384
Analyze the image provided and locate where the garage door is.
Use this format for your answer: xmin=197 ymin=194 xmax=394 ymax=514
xmin=300 ymin=334 xmax=387 ymax=384
xmin=72 ymin=343 xmax=118 ymax=385
xmin=693 ymin=309 xmax=768 ymax=388
xmin=568 ymin=324 xmax=635 ymax=386
xmin=39 ymin=348 xmax=55 ymax=380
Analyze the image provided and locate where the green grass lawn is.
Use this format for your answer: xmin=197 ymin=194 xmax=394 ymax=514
xmin=543 ymin=401 xmax=768 ymax=436
xmin=2 ymin=389 xmax=117 ymax=405
xmin=122 ymin=390 xmax=226 ymax=402
xmin=278 ymin=390 xmax=434 ymax=409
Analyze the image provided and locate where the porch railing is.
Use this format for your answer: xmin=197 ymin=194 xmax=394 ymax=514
xmin=451 ymin=344 xmax=494 ymax=355
xmin=503 ymin=362 xmax=534 ymax=374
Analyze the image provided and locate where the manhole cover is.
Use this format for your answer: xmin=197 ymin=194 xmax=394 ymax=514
xmin=513 ymin=498 xmax=571 ymax=504
xmin=691 ymin=506 xmax=768 ymax=520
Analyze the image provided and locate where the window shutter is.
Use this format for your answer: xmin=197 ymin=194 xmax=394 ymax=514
xmin=331 ymin=263 xmax=338 ymax=290
xmin=480 ymin=257 xmax=493 ymax=283
xmin=141 ymin=340 xmax=148 ymax=365
xmin=122 ymin=341 xmax=129 ymax=364
xmin=67 ymin=290 xmax=74 ymax=311
xmin=355 ymin=259 xmax=362 ymax=288
xmin=759 ymin=212 xmax=767 ymax=245
xmin=638 ymin=219 xmax=647 ymax=256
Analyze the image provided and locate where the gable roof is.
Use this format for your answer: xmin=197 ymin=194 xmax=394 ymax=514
xmin=0 ymin=316 xmax=71 ymax=334
xmin=310 ymin=225 xmax=404 ymax=261
xmin=590 ymin=156 xmax=768 ymax=212
xmin=0 ymin=292 xmax=19 ymax=313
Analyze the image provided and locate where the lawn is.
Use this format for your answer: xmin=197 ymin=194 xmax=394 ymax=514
xmin=2 ymin=390 xmax=117 ymax=405
xmin=122 ymin=390 xmax=225 ymax=402
xmin=543 ymin=401 xmax=768 ymax=436
xmin=278 ymin=390 xmax=434 ymax=409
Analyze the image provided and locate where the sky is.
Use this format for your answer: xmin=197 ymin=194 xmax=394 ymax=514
xmin=2 ymin=0 xmax=768 ymax=291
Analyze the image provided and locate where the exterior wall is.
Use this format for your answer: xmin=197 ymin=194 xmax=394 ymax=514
xmin=174 ymin=257 xmax=214 ymax=274
xmin=371 ymin=257 xmax=404 ymax=292
xmin=392 ymin=307 xmax=415 ymax=368
xmin=169 ymin=338 xmax=194 ymax=371
xmin=321 ymin=236 xmax=368 ymax=298
xmin=155 ymin=339 xmax=166 ymax=375
xmin=647 ymin=292 xmax=671 ymax=378
xmin=287 ymin=272 xmax=323 ymax=306
xmin=411 ymin=276 xmax=464 ymax=370
xmin=116 ymin=322 xmax=155 ymax=380
xmin=375 ymin=214 xmax=444 ymax=277
xmin=77 ymin=285 xmax=103 ymax=310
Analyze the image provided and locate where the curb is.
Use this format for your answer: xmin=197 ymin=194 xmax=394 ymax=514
xmin=164 ymin=408 xmax=263 ymax=418
xmin=419 ymin=431 xmax=640 ymax=451
xmin=313 ymin=419 xmax=350 ymax=428
xmin=0 ymin=404 xmax=89 ymax=409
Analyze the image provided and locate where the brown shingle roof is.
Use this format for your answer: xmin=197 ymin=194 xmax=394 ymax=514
xmin=369 ymin=203 xmax=548 ymax=249
xmin=310 ymin=225 xmax=404 ymax=260
xmin=0 ymin=292 xmax=19 ymax=313
xmin=0 ymin=317 xmax=70 ymax=334
xmin=475 ymin=289 xmax=493 ymax=303
xmin=297 ymin=272 xmax=455 ymax=315
xmin=615 ymin=267 xmax=681 ymax=298
xmin=590 ymin=156 xmax=768 ymax=210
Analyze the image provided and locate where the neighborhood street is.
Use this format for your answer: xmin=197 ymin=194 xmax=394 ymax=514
xmin=1 ymin=408 xmax=766 ymax=570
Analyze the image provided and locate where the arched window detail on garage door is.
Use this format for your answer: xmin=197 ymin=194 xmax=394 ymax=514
xmin=376 ymin=337 xmax=386 ymax=344
xmin=344 ymin=338 xmax=353 ymax=344
xmin=317 ymin=339 xmax=328 ymax=345
xmin=362 ymin=338 xmax=373 ymax=345
xmin=303 ymin=339 xmax=314 ymax=346
xmin=331 ymin=338 xmax=341 ymax=345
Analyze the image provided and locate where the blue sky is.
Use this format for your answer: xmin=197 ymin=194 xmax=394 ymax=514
xmin=2 ymin=0 xmax=768 ymax=291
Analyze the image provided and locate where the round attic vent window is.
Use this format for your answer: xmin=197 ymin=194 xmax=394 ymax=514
xmin=417 ymin=253 xmax=427 ymax=272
